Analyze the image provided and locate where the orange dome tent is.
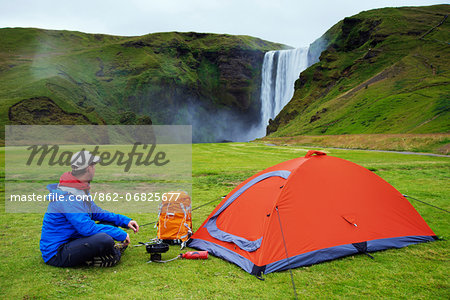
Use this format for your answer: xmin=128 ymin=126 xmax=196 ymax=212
xmin=189 ymin=151 xmax=436 ymax=276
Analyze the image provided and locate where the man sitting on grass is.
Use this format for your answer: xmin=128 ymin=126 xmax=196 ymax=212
xmin=40 ymin=150 xmax=139 ymax=267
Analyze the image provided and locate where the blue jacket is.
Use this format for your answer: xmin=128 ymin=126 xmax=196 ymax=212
xmin=40 ymin=183 xmax=131 ymax=262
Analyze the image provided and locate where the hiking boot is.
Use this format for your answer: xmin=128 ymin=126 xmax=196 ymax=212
xmin=85 ymin=249 xmax=121 ymax=267
xmin=114 ymin=242 xmax=128 ymax=254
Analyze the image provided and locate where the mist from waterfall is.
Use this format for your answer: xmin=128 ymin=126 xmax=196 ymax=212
xmin=251 ymin=47 xmax=310 ymax=139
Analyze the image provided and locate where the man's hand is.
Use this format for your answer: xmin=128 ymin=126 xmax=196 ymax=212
xmin=123 ymin=233 xmax=130 ymax=246
xmin=128 ymin=220 xmax=139 ymax=233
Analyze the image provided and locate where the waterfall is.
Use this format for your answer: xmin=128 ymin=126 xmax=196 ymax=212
xmin=254 ymin=47 xmax=310 ymax=138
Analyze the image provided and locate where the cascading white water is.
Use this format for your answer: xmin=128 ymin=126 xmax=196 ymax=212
xmin=254 ymin=47 xmax=310 ymax=138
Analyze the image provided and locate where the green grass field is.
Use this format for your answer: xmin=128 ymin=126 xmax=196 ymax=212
xmin=0 ymin=143 xmax=449 ymax=299
xmin=260 ymin=133 xmax=450 ymax=155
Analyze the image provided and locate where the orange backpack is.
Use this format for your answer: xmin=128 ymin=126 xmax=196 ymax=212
xmin=156 ymin=191 xmax=192 ymax=245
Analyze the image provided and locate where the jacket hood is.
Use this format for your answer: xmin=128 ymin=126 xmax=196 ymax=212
xmin=59 ymin=172 xmax=90 ymax=190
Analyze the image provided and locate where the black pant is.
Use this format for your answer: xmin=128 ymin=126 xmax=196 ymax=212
xmin=46 ymin=232 xmax=119 ymax=267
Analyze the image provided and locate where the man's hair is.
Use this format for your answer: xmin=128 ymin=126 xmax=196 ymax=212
xmin=71 ymin=163 xmax=95 ymax=177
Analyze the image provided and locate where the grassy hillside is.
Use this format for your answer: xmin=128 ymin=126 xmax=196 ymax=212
xmin=268 ymin=5 xmax=449 ymax=137
xmin=0 ymin=28 xmax=286 ymax=141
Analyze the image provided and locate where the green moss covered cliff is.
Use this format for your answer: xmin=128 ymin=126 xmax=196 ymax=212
xmin=268 ymin=5 xmax=449 ymax=136
xmin=0 ymin=29 xmax=287 ymax=141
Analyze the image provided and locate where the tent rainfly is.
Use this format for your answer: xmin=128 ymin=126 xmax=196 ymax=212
xmin=189 ymin=151 xmax=436 ymax=277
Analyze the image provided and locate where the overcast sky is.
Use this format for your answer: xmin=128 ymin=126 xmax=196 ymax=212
xmin=0 ymin=0 xmax=446 ymax=47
